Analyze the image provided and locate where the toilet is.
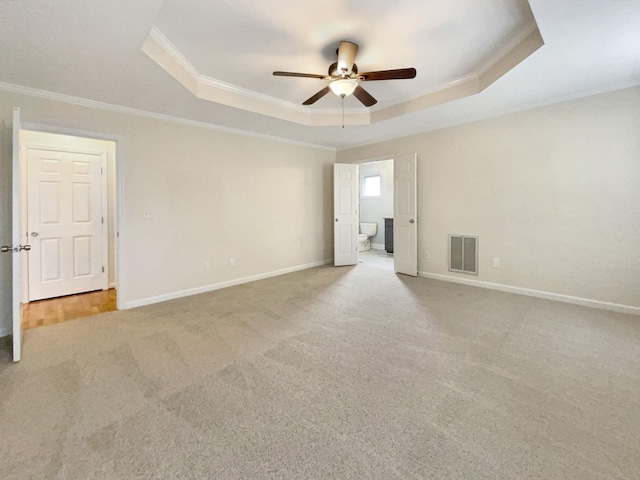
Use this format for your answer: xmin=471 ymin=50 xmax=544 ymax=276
xmin=358 ymin=223 xmax=378 ymax=251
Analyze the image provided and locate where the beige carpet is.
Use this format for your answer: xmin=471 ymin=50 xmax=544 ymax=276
xmin=1 ymin=264 xmax=639 ymax=479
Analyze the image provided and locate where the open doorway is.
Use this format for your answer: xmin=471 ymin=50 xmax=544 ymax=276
xmin=19 ymin=130 xmax=118 ymax=330
xmin=357 ymin=159 xmax=394 ymax=271
xmin=333 ymin=154 xmax=416 ymax=275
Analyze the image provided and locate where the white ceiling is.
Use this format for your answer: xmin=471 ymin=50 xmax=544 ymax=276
xmin=153 ymin=0 xmax=535 ymax=107
xmin=0 ymin=0 xmax=638 ymax=150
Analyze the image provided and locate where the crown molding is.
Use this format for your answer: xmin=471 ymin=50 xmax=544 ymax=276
xmin=146 ymin=27 xmax=370 ymax=126
xmin=338 ymin=80 xmax=640 ymax=152
xmin=0 ymin=81 xmax=336 ymax=151
xmin=148 ymin=27 xmax=199 ymax=79
xmin=143 ymin=24 xmax=544 ymax=127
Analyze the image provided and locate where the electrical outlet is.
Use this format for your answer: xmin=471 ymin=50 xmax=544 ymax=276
xmin=493 ymin=257 xmax=501 ymax=268
xmin=143 ymin=210 xmax=154 ymax=219
xmin=229 ymin=257 xmax=236 ymax=267
xmin=203 ymin=262 xmax=209 ymax=271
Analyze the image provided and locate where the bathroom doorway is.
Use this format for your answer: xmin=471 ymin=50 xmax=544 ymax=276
xmin=358 ymin=159 xmax=394 ymax=271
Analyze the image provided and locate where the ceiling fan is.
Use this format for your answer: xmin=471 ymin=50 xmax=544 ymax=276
xmin=273 ymin=41 xmax=417 ymax=107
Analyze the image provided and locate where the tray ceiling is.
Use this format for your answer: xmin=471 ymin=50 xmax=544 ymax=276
xmin=0 ymin=0 xmax=638 ymax=149
xmin=144 ymin=0 xmax=543 ymax=125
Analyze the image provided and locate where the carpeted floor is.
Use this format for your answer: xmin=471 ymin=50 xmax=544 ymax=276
xmin=1 ymin=264 xmax=639 ymax=479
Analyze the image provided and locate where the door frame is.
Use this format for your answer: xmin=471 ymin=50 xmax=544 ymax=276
xmin=353 ymin=157 xmax=395 ymax=252
xmin=21 ymin=122 xmax=127 ymax=311
xmin=348 ymin=153 xmax=418 ymax=273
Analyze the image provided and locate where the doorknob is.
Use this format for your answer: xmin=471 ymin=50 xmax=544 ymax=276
xmin=335 ymin=218 xmax=339 ymax=222
xmin=409 ymin=219 xmax=415 ymax=223
xmin=31 ymin=232 xmax=39 ymax=237
xmin=1 ymin=245 xmax=30 ymax=253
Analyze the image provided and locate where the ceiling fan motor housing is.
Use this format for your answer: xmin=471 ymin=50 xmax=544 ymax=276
xmin=329 ymin=62 xmax=358 ymax=78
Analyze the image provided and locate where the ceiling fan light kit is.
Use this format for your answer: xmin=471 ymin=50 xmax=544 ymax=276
xmin=273 ymin=40 xmax=417 ymax=108
xmin=329 ymin=78 xmax=358 ymax=98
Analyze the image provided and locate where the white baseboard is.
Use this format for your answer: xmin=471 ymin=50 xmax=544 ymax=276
xmin=125 ymin=259 xmax=332 ymax=309
xmin=371 ymin=243 xmax=385 ymax=250
xmin=418 ymin=272 xmax=640 ymax=316
xmin=108 ymin=283 xmax=116 ymax=289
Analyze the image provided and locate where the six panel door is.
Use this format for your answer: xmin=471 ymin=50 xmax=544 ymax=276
xmin=393 ymin=154 xmax=418 ymax=276
xmin=27 ymin=148 xmax=105 ymax=300
xmin=334 ymin=163 xmax=359 ymax=266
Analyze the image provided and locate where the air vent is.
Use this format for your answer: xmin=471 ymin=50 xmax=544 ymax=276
xmin=449 ymin=235 xmax=478 ymax=275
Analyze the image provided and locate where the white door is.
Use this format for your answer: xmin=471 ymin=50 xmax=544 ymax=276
xmin=3 ymin=108 xmax=27 ymax=362
xmin=334 ymin=163 xmax=359 ymax=266
xmin=27 ymin=148 xmax=106 ymax=300
xmin=394 ymin=153 xmax=418 ymax=276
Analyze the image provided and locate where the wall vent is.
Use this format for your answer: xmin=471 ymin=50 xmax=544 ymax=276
xmin=449 ymin=235 xmax=478 ymax=275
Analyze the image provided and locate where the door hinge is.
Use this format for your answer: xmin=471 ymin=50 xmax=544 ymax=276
xmin=102 ymin=266 xmax=105 ymax=273
xmin=101 ymin=167 xmax=103 ymax=174
xmin=102 ymin=216 xmax=104 ymax=224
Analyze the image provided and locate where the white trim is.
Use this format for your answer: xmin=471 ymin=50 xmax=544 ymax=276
xmin=202 ymin=72 xmax=367 ymax=116
xmin=99 ymin=151 xmax=109 ymax=291
xmin=20 ymin=122 xmax=127 ymax=311
xmin=149 ymin=28 xmax=369 ymax=118
xmin=0 ymin=82 xmax=335 ymax=152
xmin=125 ymin=259 xmax=332 ymax=309
xmin=348 ymin=155 xmax=395 ymax=164
xmin=148 ymin=27 xmax=199 ymax=78
xmin=339 ymin=79 xmax=640 ymax=152
xmin=148 ymin=27 xmax=369 ymax=118
xmin=143 ymin=26 xmax=543 ymax=127
xmin=108 ymin=282 xmax=115 ymax=289
xmin=475 ymin=22 xmax=540 ymax=78
xmin=371 ymin=243 xmax=385 ymax=250
xmin=199 ymin=75 xmax=309 ymax=114
xmin=418 ymin=272 xmax=640 ymax=316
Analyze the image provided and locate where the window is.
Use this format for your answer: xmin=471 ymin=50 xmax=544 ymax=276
xmin=362 ymin=175 xmax=381 ymax=197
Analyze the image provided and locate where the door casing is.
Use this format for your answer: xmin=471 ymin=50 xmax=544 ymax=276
xmin=20 ymin=122 xmax=127 ymax=311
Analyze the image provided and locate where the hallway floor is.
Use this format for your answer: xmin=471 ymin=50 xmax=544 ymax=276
xmin=21 ymin=289 xmax=117 ymax=330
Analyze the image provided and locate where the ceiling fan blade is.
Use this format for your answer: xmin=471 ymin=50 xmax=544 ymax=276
xmin=273 ymin=71 xmax=326 ymax=79
xmin=353 ymin=85 xmax=377 ymax=107
xmin=303 ymin=86 xmax=331 ymax=105
xmin=359 ymin=68 xmax=417 ymax=81
xmin=337 ymin=41 xmax=358 ymax=75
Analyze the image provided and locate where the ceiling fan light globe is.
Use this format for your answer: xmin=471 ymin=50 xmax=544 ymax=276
xmin=329 ymin=79 xmax=358 ymax=98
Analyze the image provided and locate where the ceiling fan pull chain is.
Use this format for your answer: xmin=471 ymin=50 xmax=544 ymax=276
xmin=342 ymin=96 xmax=345 ymax=129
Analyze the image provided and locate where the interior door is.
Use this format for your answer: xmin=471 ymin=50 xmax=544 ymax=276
xmin=334 ymin=163 xmax=359 ymax=266
xmin=5 ymin=107 xmax=27 ymax=362
xmin=27 ymin=148 xmax=105 ymax=300
xmin=394 ymin=153 xmax=417 ymax=276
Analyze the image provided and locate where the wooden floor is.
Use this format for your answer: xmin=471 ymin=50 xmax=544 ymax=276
xmin=22 ymin=289 xmax=117 ymax=331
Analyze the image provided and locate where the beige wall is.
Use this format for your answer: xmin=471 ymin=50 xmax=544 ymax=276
xmin=0 ymin=90 xmax=335 ymax=336
xmin=338 ymin=86 xmax=640 ymax=310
